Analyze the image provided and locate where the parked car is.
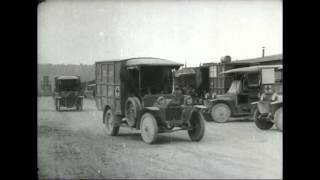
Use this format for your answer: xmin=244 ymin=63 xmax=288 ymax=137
xmin=53 ymin=76 xmax=84 ymax=111
xmin=251 ymin=66 xmax=282 ymax=131
xmin=95 ymin=57 xmax=207 ymax=144
xmin=203 ymin=65 xmax=282 ymax=123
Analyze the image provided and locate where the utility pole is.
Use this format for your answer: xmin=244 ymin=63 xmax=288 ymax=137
xmin=262 ymin=46 xmax=265 ymax=57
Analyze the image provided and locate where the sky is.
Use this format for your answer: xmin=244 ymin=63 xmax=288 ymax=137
xmin=38 ymin=0 xmax=282 ymax=67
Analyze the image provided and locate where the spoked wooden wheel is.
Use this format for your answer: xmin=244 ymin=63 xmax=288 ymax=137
xmin=104 ymin=109 xmax=120 ymax=136
xmin=188 ymin=112 xmax=205 ymax=141
xmin=210 ymin=103 xmax=231 ymax=123
xmin=140 ymin=113 xmax=158 ymax=144
xmin=274 ymin=107 xmax=283 ymax=131
xmin=125 ymin=97 xmax=141 ymax=127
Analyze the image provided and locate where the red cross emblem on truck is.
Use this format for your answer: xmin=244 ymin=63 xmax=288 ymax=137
xmin=115 ymin=86 xmax=120 ymax=97
xmin=264 ymin=85 xmax=272 ymax=93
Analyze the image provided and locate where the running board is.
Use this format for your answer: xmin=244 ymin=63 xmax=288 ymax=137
xmin=159 ymin=127 xmax=192 ymax=133
xmin=229 ymin=116 xmax=253 ymax=121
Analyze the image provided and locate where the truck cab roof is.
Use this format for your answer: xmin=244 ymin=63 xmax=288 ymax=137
xmin=96 ymin=57 xmax=183 ymax=68
xmin=55 ymin=76 xmax=80 ymax=80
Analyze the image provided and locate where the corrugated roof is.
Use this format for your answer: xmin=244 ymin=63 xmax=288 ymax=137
xmin=229 ymin=54 xmax=282 ymax=64
xmin=125 ymin=57 xmax=183 ymax=67
xmin=221 ymin=65 xmax=283 ymax=74
xmin=56 ymin=76 xmax=80 ymax=80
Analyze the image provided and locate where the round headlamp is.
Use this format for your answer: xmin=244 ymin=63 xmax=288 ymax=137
xmin=156 ymin=96 xmax=165 ymax=106
xmin=184 ymin=96 xmax=193 ymax=105
xmin=271 ymin=93 xmax=278 ymax=101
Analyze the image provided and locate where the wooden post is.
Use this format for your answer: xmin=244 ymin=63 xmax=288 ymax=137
xmin=139 ymin=66 xmax=142 ymax=97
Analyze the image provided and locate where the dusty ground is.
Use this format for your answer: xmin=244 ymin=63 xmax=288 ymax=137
xmin=38 ymin=97 xmax=282 ymax=179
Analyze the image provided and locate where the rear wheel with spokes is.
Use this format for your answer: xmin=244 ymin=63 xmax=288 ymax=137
xmin=104 ymin=109 xmax=120 ymax=136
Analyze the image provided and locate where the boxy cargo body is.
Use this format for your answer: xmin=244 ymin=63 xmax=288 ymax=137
xmin=95 ymin=60 xmax=122 ymax=114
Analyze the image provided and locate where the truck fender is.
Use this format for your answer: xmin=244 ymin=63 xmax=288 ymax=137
xmin=270 ymin=100 xmax=282 ymax=105
xmin=186 ymin=107 xmax=205 ymax=127
xmin=257 ymin=102 xmax=270 ymax=114
xmin=136 ymin=107 xmax=161 ymax=130
xmin=194 ymin=105 xmax=207 ymax=109
xmin=251 ymin=101 xmax=259 ymax=105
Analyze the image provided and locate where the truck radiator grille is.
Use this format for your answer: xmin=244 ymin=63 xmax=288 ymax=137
xmin=165 ymin=107 xmax=182 ymax=121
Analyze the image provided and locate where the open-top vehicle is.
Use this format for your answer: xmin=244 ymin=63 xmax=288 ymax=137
xmin=95 ymin=57 xmax=206 ymax=144
xmin=203 ymin=65 xmax=282 ymax=123
xmin=54 ymin=76 xmax=84 ymax=111
xmin=251 ymin=66 xmax=283 ymax=131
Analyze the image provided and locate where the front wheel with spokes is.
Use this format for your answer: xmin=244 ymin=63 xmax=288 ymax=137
xmin=188 ymin=112 xmax=205 ymax=141
xmin=140 ymin=112 xmax=158 ymax=144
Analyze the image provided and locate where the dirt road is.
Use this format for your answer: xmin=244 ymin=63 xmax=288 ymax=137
xmin=38 ymin=97 xmax=282 ymax=179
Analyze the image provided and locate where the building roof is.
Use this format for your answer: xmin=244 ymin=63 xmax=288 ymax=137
xmin=221 ymin=65 xmax=283 ymax=74
xmin=202 ymin=54 xmax=282 ymax=66
xmin=229 ymin=54 xmax=282 ymax=65
xmin=55 ymin=76 xmax=80 ymax=80
xmin=125 ymin=57 xmax=183 ymax=67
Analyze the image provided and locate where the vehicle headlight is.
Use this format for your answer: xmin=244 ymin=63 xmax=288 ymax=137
xmin=184 ymin=96 xmax=193 ymax=105
xmin=271 ymin=93 xmax=278 ymax=101
xmin=157 ymin=96 xmax=165 ymax=106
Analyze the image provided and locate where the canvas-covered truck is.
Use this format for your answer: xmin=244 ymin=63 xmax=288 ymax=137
xmin=95 ymin=57 xmax=206 ymax=144
xmin=251 ymin=66 xmax=283 ymax=131
xmin=203 ymin=65 xmax=282 ymax=123
xmin=53 ymin=76 xmax=84 ymax=111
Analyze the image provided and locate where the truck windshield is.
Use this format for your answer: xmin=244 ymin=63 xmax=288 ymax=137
xmin=227 ymin=80 xmax=241 ymax=94
xmin=141 ymin=66 xmax=173 ymax=95
xmin=59 ymin=79 xmax=80 ymax=91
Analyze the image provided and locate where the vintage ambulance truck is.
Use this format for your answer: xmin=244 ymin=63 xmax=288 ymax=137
xmin=95 ymin=57 xmax=206 ymax=144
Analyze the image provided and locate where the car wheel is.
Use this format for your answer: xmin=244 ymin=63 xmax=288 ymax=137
xmin=125 ymin=97 xmax=142 ymax=127
xmin=253 ymin=108 xmax=273 ymax=130
xmin=140 ymin=112 xmax=158 ymax=144
xmin=188 ymin=112 xmax=205 ymax=141
xmin=210 ymin=103 xmax=231 ymax=123
xmin=104 ymin=109 xmax=120 ymax=136
xmin=274 ymin=107 xmax=282 ymax=131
